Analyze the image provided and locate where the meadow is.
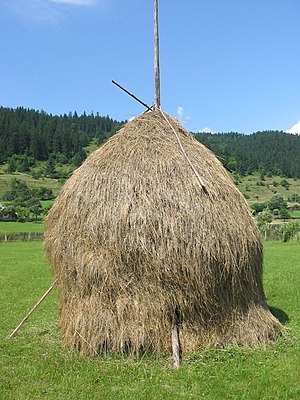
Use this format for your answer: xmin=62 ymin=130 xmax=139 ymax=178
xmin=234 ymin=173 xmax=300 ymax=205
xmin=291 ymin=210 xmax=300 ymax=218
xmin=0 ymin=241 xmax=299 ymax=399
xmin=1 ymin=168 xmax=300 ymax=209
xmin=0 ymin=221 xmax=44 ymax=233
xmin=0 ymin=171 xmax=62 ymax=199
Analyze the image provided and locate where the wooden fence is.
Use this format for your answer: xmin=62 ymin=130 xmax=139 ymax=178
xmin=0 ymin=232 xmax=44 ymax=242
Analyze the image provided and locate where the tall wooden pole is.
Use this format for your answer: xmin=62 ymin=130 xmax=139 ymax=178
xmin=154 ymin=0 xmax=161 ymax=109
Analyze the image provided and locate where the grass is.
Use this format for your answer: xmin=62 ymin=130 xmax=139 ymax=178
xmin=234 ymin=173 xmax=300 ymax=205
xmin=0 ymin=171 xmax=63 ymax=199
xmin=0 ymin=241 xmax=299 ymax=399
xmin=0 ymin=221 xmax=44 ymax=233
xmin=41 ymin=200 xmax=55 ymax=209
xmin=290 ymin=210 xmax=300 ymax=218
xmin=1 ymin=168 xmax=300 ymax=209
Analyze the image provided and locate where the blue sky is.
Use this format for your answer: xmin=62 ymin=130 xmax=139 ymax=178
xmin=1 ymin=0 xmax=300 ymax=134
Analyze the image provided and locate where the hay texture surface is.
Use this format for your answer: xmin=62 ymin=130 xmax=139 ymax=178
xmin=45 ymin=111 xmax=283 ymax=356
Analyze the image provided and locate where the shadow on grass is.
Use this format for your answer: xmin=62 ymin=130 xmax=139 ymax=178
xmin=269 ymin=306 xmax=289 ymax=324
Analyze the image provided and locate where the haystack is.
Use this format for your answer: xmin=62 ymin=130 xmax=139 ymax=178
xmin=45 ymin=110 xmax=283 ymax=356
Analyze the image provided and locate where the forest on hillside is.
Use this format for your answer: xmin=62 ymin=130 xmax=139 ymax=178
xmin=196 ymin=131 xmax=300 ymax=178
xmin=1 ymin=106 xmax=300 ymax=178
xmin=0 ymin=106 xmax=125 ymax=166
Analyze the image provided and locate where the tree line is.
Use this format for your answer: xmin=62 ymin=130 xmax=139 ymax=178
xmin=1 ymin=106 xmax=300 ymax=178
xmin=0 ymin=106 xmax=125 ymax=166
xmin=195 ymin=131 xmax=300 ymax=178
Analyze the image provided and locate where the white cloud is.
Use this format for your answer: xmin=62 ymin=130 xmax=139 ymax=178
xmin=199 ymin=127 xmax=213 ymax=133
xmin=286 ymin=121 xmax=300 ymax=135
xmin=2 ymin=0 xmax=99 ymax=24
xmin=50 ymin=0 xmax=97 ymax=5
xmin=177 ymin=106 xmax=184 ymax=119
xmin=3 ymin=0 xmax=60 ymax=23
xmin=176 ymin=106 xmax=191 ymax=124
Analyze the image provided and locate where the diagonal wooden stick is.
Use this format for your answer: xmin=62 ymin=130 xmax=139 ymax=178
xmin=112 ymin=80 xmax=153 ymax=111
xmin=9 ymin=278 xmax=58 ymax=338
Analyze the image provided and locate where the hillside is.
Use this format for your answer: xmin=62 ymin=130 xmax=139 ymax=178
xmin=1 ymin=106 xmax=300 ymax=213
xmin=0 ymin=106 xmax=125 ymax=166
xmin=1 ymin=165 xmax=300 ymax=209
xmin=196 ymin=131 xmax=300 ymax=178
xmin=233 ymin=173 xmax=300 ymax=206
xmin=1 ymin=107 xmax=300 ymax=179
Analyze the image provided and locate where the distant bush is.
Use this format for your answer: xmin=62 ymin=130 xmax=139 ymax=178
xmin=280 ymin=179 xmax=290 ymax=190
xmin=31 ymin=170 xmax=43 ymax=179
xmin=259 ymin=222 xmax=300 ymax=242
xmin=5 ymin=155 xmax=35 ymax=173
xmin=279 ymin=208 xmax=290 ymax=220
xmin=290 ymin=231 xmax=300 ymax=243
xmin=288 ymin=193 xmax=300 ymax=203
xmin=251 ymin=202 xmax=266 ymax=214
xmin=267 ymin=194 xmax=287 ymax=211
xmin=2 ymin=179 xmax=54 ymax=220
xmin=281 ymin=222 xmax=300 ymax=242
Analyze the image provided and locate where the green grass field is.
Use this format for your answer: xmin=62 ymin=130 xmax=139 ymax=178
xmin=291 ymin=210 xmax=300 ymax=218
xmin=0 ymin=171 xmax=63 ymax=199
xmin=0 ymin=241 xmax=299 ymax=399
xmin=234 ymin=173 xmax=300 ymax=205
xmin=1 ymin=169 xmax=300 ymax=209
xmin=0 ymin=221 xmax=44 ymax=233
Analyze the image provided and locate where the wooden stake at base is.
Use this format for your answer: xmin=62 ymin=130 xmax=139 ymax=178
xmin=171 ymin=323 xmax=181 ymax=368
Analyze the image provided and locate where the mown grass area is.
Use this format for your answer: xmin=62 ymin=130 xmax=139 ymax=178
xmin=41 ymin=199 xmax=55 ymax=209
xmin=291 ymin=210 xmax=300 ymax=218
xmin=0 ymin=241 xmax=299 ymax=399
xmin=0 ymin=171 xmax=63 ymax=199
xmin=234 ymin=173 xmax=300 ymax=205
xmin=1 ymin=168 xmax=300 ymax=208
xmin=0 ymin=221 xmax=44 ymax=233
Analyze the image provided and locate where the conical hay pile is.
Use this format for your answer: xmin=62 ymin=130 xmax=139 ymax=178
xmin=45 ymin=111 xmax=283 ymax=356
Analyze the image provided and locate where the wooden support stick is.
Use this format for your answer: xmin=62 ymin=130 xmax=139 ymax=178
xmin=171 ymin=322 xmax=181 ymax=368
xmin=9 ymin=278 xmax=58 ymax=338
xmin=154 ymin=0 xmax=161 ymax=109
xmin=112 ymin=80 xmax=152 ymax=111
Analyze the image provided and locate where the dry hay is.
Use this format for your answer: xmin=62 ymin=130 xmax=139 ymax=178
xmin=45 ymin=111 xmax=283 ymax=356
